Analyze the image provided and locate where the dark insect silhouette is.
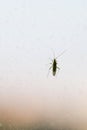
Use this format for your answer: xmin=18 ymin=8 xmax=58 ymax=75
xmin=49 ymin=57 xmax=60 ymax=76
xmin=49 ymin=50 xmax=66 ymax=76
xmin=52 ymin=58 xmax=60 ymax=76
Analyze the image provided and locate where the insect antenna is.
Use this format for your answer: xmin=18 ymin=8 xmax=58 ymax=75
xmin=55 ymin=49 xmax=67 ymax=59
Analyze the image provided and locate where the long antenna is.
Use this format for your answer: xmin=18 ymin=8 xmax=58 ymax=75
xmin=56 ymin=49 xmax=67 ymax=59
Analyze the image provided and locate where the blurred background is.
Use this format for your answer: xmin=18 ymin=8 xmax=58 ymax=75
xmin=0 ymin=0 xmax=87 ymax=129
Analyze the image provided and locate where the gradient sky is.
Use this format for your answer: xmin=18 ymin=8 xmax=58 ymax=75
xmin=0 ymin=0 xmax=87 ymax=128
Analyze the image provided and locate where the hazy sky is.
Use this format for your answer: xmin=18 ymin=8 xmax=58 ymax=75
xmin=0 ymin=0 xmax=87 ymax=128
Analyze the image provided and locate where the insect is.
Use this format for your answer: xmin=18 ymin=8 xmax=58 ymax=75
xmin=49 ymin=50 xmax=66 ymax=76
xmin=49 ymin=57 xmax=60 ymax=76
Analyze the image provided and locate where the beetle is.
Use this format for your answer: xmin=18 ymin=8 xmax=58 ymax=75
xmin=49 ymin=50 xmax=66 ymax=76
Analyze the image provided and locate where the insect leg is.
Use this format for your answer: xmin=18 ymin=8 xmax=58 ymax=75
xmin=57 ymin=66 xmax=60 ymax=70
xmin=49 ymin=66 xmax=52 ymax=70
xmin=47 ymin=66 xmax=52 ymax=77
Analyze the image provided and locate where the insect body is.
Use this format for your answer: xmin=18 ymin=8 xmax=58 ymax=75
xmin=49 ymin=50 xmax=66 ymax=76
xmin=49 ymin=58 xmax=60 ymax=76
xmin=52 ymin=58 xmax=59 ymax=76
